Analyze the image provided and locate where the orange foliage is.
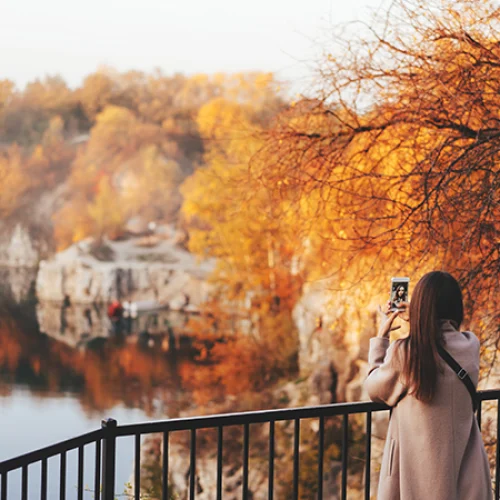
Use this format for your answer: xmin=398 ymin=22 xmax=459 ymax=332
xmin=179 ymin=308 xmax=298 ymax=405
xmin=177 ymin=0 xmax=500 ymax=376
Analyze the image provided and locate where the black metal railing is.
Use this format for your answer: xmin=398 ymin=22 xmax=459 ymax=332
xmin=1 ymin=389 xmax=500 ymax=500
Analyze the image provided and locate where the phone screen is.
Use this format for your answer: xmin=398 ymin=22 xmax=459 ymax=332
xmin=391 ymin=277 xmax=409 ymax=311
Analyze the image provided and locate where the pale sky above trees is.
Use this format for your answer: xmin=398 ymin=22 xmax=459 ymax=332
xmin=1 ymin=0 xmax=384 ymax=92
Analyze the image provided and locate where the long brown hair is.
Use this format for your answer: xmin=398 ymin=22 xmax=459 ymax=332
xmin=401 ymin=271 xmax=464 ymax=403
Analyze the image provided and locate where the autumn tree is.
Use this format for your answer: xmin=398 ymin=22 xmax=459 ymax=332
xmin=27 ymin=116 xmax=74 ymax=186
xmin=182 ymin=84 xmax=298 ymax=313
xmin=0 ymin=79 xmax=15 ymax=134
xmin=121 ymin=144 xmax=182 ymax=222
xmin=254 ymin=0 xmax=500 ymax=346
xmin=0 ymin=145 xmax=32 ymax=218
xmin=53 ymin=104 xmax=184 ymax=247
xmin=1 ymin=76 xmax=80 ymax=145
xmin=180 ymin=79 xmax=305 ymax=394
xmin=78 ymin=70 xmax=118 ymax=121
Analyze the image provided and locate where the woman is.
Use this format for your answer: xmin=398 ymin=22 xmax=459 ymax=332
xmin=392 ymin=285 xmax=407 ymax=309
xmin=365 ymin=271 xmax=492 ymax=500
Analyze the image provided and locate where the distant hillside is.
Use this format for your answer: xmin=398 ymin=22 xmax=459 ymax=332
xmin=0 ymin=70 xmax=286 ymax=255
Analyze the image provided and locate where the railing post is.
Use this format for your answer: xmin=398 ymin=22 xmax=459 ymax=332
xmin=101 ymin=418 xmax=117 ymax=500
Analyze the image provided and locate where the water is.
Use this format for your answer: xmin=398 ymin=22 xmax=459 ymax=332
xmin=0 ymin=389 xmax=157 ymax=498
xmin=0 ymin=269 xmax=197 ymax=499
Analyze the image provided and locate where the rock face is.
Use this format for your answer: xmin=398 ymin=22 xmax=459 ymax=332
xmin=36 ymin=232 xmax=214 ymax=307
xmin=0 ymin=266 xmax=37 ymax=303
xmin=0 ymin=224 xmax=39 ymax=268
xmin=292 ymin=281 xmax=376 ymax=404
xmin=0 ymin=185 xmax=66 ymax=269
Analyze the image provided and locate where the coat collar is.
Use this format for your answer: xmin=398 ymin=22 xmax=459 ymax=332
xmin=439 ymin=319 xmax=460 ymax=334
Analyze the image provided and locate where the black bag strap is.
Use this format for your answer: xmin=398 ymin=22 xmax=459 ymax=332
xmin=437 ymin=344 xmax=478 ymax=412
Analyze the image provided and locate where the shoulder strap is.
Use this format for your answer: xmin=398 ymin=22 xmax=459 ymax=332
xmin=437 ymin=344 xmax=478 ymax=412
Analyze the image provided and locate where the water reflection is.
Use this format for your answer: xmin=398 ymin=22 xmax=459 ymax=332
xmin=0 ymin=292 xmax=197 ymax=419
xmin=36 ymin=299 xmax=191 ymax=350
xmin=0 ymin=270 xmax=205 ymax=498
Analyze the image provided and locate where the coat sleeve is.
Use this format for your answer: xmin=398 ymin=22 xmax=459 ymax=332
xmin=364 ymin=337 xmax=407 ymax=406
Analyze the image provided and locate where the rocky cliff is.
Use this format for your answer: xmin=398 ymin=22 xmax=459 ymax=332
xmin=36 ymin=231 xmax=214 ymax=307
xmin=0 ymin=223 xmax=40 ymax=269
xmin=292 ymin=280 xmax=378 ymax=403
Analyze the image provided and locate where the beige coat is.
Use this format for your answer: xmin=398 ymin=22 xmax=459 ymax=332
xmin=365 ymin=321 xmax=492 ymax=500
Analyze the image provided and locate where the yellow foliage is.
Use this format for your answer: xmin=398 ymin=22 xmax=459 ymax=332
xmin=78 ymin=71 xmax=116 ymax=119
xmin=87 ymin=175 xmax=126 ymax=241
xmin=121 ymin=145 xmax=182 ymax=222
xmin=0 ymin=145 xmax=31 ymax=218
xmin=0 ymin=79 xmax=14 ymax=110
xmin=52 ymin=198 xmax=94 ymax=250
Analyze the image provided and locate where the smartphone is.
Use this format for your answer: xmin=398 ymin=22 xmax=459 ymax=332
xmin=390 ymin=277 xmax=409 ymax=311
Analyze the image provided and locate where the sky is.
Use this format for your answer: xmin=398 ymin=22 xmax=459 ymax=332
xmin=0 ymin=0 xmax=385 ymax=92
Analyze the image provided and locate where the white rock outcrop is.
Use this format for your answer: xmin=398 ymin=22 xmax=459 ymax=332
xmin=36 ymin=232 xmax=214 ymax=307
xmin=0 ymin=224 xmax=39 ymax=268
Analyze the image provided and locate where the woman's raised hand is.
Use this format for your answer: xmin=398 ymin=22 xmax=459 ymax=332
xmin=377 ymin=301 xmax=401 ymax=339
xmin=396 ymin=301 xmax=410 ymax=322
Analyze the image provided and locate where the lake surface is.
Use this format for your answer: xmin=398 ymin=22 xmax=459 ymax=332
xmin=0 ymin=388 xmax=158 ymax=499
xmin=0 ymin=270 xmax=197 ymax=499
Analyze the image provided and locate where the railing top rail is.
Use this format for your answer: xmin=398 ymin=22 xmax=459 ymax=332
xmin=0 ymin=428 xmax=103 ymax=475
xmin=115 ymin=400 xmax=389 ymax=436
xmin=116 ymin=389 xmax=500 ymax=436
xmin=2 ymin=389 xmax=500 ymax=474
xmin=478 ymin=389 xmax=500 ymax=400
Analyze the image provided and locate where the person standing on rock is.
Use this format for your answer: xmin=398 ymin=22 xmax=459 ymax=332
xmin=107 ymin=299 xmax=124 ymax=335
xmin=365 ymin=271 xmax=492 ymax=500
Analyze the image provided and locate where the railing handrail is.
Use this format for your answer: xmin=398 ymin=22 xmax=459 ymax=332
xmin=0 ymin=429 xmax=103 ymax=474
xmin=477 ymin=389 xmax=500 ymax=400
xmin=2 ymin=389 xmax=500 ymax=475
xmin=115 ymin=399 xmax=390 ymax=436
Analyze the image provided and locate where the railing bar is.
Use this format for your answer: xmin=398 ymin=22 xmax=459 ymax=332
xmin=364 ymin=411 xmax=372 ymax=500
xmin=317 ymin=416 xmax=324 ymax=500
xmin=1 ymin=472 xmax=6 ymax=500
xmin=0 ymin=429 xmax=104 ymax=474
xmin=162 ymin=431 xmax=169 ymax=500
xmin=135 ymin=433 xmax=141 ymax=500
xmin=189 ymin=428 xmax=196 ymax=500
xmin=268 ymin=420 xmax=275 ymax=500
xmin=60 ymin=451 xmax=66 ymax=500
xmin=21 ymin=465 xmax=28 ymax=500
xmin=341 ymin=414 xmax=348 ymax=500
xmin=243 ymin=423 xmax=249 ymax=500
xmin=78 ymin=445 xmax=84 ymax=500
xmin=293 ymin=418 xmax=300 ymax=500
xmin=101 ymin=418 xmax=117 ymax=500
xmin=216 ymin=427 xmax=223 ymax=500
xmin=94 ymin=439 xmax=101 ymax=500
xmin=496 ymin=399 xmax=500 ymax=500
xmin=477 ymin=400 xmax=482 ymax=429
xmin=41 ymin=458 xmax=48 ymax=500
